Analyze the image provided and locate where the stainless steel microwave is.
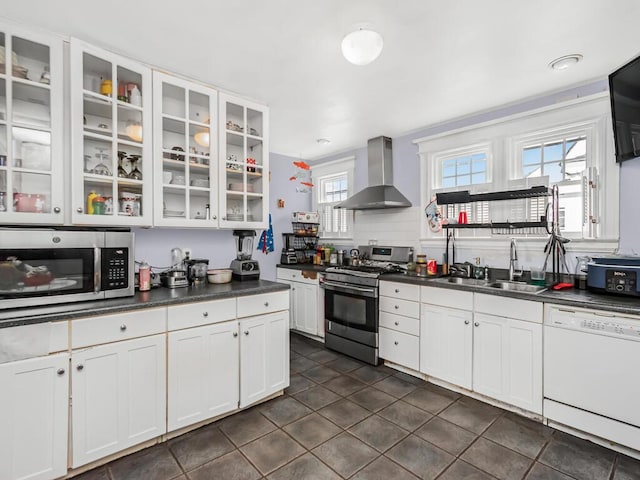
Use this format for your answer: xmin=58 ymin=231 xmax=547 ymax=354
xmin=0 ymin=227 xmax=134 ymax=310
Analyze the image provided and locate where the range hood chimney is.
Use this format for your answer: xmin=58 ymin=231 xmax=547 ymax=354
xmin=335 ymin=136 xmax=412 ymax=210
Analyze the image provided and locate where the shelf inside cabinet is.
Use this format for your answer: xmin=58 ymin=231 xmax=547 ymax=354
xmin=436 ymin=186 xmax=550 ymax=205
xmin=225 ymin=168 xmax=262 ymax=177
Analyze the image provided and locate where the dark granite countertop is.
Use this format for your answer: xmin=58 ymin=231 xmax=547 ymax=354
xmin=382 ymin=273 xmax=640 ymax=316
xmin=0 ymin=280 xmax=290 ymax=328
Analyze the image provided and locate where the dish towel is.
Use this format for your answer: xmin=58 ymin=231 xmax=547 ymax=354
xmin=257 ymin=214 xmax=274 ymax=254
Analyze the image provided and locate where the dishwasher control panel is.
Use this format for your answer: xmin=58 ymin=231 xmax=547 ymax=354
xmin=546 ymin=307 xmax=640 ymax=341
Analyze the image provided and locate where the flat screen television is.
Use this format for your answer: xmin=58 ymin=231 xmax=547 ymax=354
xmin=609 ymin=54 xmax=640 ymax=162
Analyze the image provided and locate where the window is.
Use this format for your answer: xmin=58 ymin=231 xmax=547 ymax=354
xmin=417 ymin=94 xmax=618 ymax=244
xmin=442 ymin=153 xmax=488 ymax=188
xmin=432 ymin=144 xmax=492 ymax=230
xmin=311 ymin=157 xmax=354 ymax=239
xmin=512 ymin=124 xmax=597 ymax=236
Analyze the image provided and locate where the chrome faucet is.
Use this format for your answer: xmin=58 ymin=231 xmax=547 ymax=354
xmin=509 ymin=238 xmax=523 ymax=281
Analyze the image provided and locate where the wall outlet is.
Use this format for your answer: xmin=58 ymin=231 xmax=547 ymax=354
xmin=182 ymin=248 xmax=192 ymax=260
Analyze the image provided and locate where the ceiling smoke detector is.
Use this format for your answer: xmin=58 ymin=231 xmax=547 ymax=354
xmin=341 ymin=25 xmax=383 ymax=66
xmin=549 ymin=54 xmax=583 ymax=71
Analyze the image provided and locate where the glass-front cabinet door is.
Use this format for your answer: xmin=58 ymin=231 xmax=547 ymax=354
xmin=218 ymin=93 xmax=268 ymax=229
xmin=70 ymin=38 xmax=152 ymax=226
xmin=152 ymin=72 xmax=218 ymax=227
xmin=0 ymin=22 xmax=64 ymax=224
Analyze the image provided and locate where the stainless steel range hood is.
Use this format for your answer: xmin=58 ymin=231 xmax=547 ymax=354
xmin=335 ymin=136 xmax=412 ymax=210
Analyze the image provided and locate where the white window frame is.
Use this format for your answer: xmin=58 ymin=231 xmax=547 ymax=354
xmin=416 ymin=93 xmax=619 ymax=252
xmin=311 ymin=156 xmax=355 ymax=240
xmin=433 ymin=142 xmax=494 ymax=190
xmin=509 ymin=121 xmax=599 ymax=239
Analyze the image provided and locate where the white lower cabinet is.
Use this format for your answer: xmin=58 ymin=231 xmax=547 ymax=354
xmin=240 ymin=311 xmax=289 ymax=407
xmin=419 ymin=288 xmax=542 ymax=414
xmin=420 ymin=304 xmax=473 ymax=390
xmin=472 ymin=312 xmax=542 ymax=414
xmin=167 ymin=321 xmax=239 ymax=432
xmin=71 ymin=334 xmax=167 ymax=468
xmin=276 ymin=268 xmax=322 ymax=337
xmin=0 ymin=353 xmax=69 ymax=480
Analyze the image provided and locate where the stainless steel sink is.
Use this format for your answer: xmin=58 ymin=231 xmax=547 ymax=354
xmin=488 ymin=280 xmax=547 ymax=294
xmin=432 ymin=276 xmax=547 ymax=294
xmin=441 ymin=277 xmax=490 ymax=286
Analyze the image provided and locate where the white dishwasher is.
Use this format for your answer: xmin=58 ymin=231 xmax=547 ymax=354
xmin=544 ymin=306 xmax=640 ymax=451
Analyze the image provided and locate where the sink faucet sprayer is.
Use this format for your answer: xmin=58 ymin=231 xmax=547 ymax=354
xmin=509 ymin=238 xmax=523 ymax=281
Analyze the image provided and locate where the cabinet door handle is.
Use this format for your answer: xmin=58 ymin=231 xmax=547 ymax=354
xmin=394 ymin=321 xmax=399 ymax=326
xmin=264 ymin=302 xmax=269 ymax=307
xmin=292 ymin=287 xmax=295 ymax=291
xmin=394 ymin=305 xmax=399 ymax=310
xmin=203 ymin=311 xmax=209 ymax=317
xmin=53 ymin=207 xmax=61 ymax=213
xmin=394 ymin=341 xmax=399 ymax=346
xmin=474 ymin=322 xmax=479 ymax=327
xmin=464 ymin=320 xmax=470 ymax=325
xmin=213 ymin=215 xmax=217 ymax=220
xmin=57 ymin=368 xmax=65 ymax=376
xmin=120 ymin=324 xmax=127 ymax=331
xmin=244 ymin=331 xmax=249 ymax=335
xmin=76 ymin=207 xmax=83 ymax=213
xmin=558 ymin=308 xmax=575 ymax=314
xmin=395 ymin=288 xmax=400 ymax=293
xmin=77 ymin=364 xmax=84 ymax=371
xmin=233 ymin=332 xmax=238 ymax=337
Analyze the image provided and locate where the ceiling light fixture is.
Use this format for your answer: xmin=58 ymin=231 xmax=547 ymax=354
xmin=341 ymin=25 xmax=383 ymax=66
xmin=549 ymin=54 xmax=583 ymax=71
xmin=316 ymin=138 xmax=331 ymax=145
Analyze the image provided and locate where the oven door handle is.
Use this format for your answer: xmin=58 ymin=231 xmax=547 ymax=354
xmin=323 ymin=281 xmax=377 ymax=296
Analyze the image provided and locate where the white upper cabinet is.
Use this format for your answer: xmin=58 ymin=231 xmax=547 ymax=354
xmin=0 ymin=21 xmax=64 ymax=224
xmin=152 ymin=72 xmax=219 ymax=227
xmin=219 ymin=93 xmax=269 ymax=229
xmin=70 ymin=38 xmax=153 ymax=226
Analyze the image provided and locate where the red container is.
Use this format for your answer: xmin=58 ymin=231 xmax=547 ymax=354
xmin=14 ymin=193 xmax=45 ymax=213
xmin=427 ymin=258 xmax=437 ymax=275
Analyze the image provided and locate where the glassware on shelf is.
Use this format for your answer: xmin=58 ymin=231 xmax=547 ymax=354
xmin=84 ymin=154 xmax=92 ymax=173
xmin=127 ymin=155 xmax=142 ymax=180
xmin=93 ymin=148 xmax=112 ymax=176
xmin=0 ymin=192 xmax=6 ymax=212
xmin=117 ymin=151 xmax=128 ymax=178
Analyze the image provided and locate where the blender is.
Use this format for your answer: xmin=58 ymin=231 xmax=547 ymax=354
xmin=230 ymin=230 xmax=260 ymax=280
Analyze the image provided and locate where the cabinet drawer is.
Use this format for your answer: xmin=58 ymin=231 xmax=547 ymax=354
xmin=72 ymin=308 xmax=166 ymax=348
xmin=276 ymin=268 xmax=319 ymax=284
xmin=421 ymin=286 xmax=473 ymax=311
xmin=380 ymin=311 xmax=420 ymax=336
xmin=237 ymin=291 xmax=290 ymax=318
xmin=380 ymin=296 xmax=420 ymax=319
xmin=379 ymin=327 xmax=419 ymax=370
xmin=475 ymin=294 xmax=542 ymax=323
xmin=168 ymin=298 xmax=237 ymax=331
xmin=380 ymin=281 xmax=420 ymax=302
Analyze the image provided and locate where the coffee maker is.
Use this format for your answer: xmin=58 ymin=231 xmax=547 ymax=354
xmin=280 ymin=233 xmax=298 ymax=265
xmin=230 ymin=230 xmax=260 ymax=280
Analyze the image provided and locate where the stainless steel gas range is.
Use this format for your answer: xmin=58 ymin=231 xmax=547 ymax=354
xmin=323 ymin=246 xmax=413 ymax=365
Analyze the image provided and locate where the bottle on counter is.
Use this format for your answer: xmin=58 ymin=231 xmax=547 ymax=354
xmin=138 ymin=261 xmax=151 ymax=291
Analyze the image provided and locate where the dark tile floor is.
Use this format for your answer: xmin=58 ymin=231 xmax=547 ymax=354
xmin=76 ymin=332 xmax=640 ymax=480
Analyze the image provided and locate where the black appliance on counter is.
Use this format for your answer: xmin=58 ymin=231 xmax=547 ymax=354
xmin=587 ymin=255 xmax=640 ymax=297
xmin=323 ymin=245 xmax=413 ymax=365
